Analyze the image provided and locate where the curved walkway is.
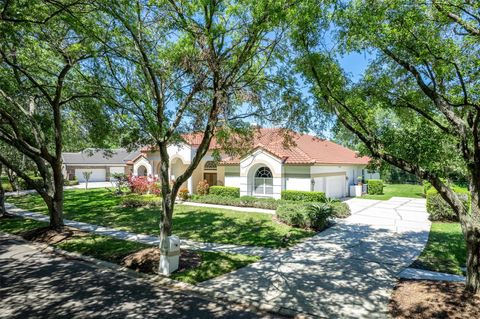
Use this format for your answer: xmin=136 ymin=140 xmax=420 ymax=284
xmin=197 ymin=197 xmax=431 ymax=318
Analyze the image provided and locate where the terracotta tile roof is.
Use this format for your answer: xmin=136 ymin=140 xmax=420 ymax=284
xmin=140 ymin=128 xmax=368 ymax=165
xmin=178 ymin=128 xmax=369 ymax=165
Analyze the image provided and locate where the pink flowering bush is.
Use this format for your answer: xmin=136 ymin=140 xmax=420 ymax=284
xmin=128 ymin=175 xmax=161 ymax=195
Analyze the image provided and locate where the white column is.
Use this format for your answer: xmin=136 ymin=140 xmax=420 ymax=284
xmin=187 ymin=176 xmax=193 ymax=194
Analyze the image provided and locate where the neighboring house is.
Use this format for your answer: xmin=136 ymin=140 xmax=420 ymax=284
xmin=133 ymin=128 xmax=371 ymax=199
xmin=62 ymin=149 xmax=139 ymax=182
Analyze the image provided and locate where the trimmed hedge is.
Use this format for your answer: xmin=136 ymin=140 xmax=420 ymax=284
xmin=276 ymin=202 xmax=333 ymax=231
xmin=190 ymin=194 xmax=279 ymax=210
xmin=209 ymin=186 xmax=240 ymax=198
xmin=121 ymin=194 xmax=162 ymax=208
xmin=281 ymin=190 xmax=326 ymax=202
xmin=426 ymin=187 xmax=470 ymax=222
xmin=367 ymin=180 xmax=383 ymax=195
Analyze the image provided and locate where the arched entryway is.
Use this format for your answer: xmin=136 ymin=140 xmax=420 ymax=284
xmin=137 ymin=165 xmax=148 ymax=176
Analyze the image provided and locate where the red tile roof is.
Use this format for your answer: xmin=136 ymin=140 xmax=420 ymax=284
xmin=160 ymin=128 xmax=369 ymax=165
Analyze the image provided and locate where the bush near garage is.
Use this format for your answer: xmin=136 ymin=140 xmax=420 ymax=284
xmin=208 ymin=186 xmax=240 ymax=198
xmin=190 ymin=194 xmax=279 ymax=210
xmin=426 ymin=187 xmax=470 ymax=222
xmin=280 ymin=190 xmax=326 ymax=202
xmin=276 ymin=202 xmax=333 ymax=231
xmin=121 ymin=194 xmax=162 ymax=208
xmin=329 ymin=201 xmax=351 ymax=218
xmin=367 ymin=180 xmax=384 ymax=195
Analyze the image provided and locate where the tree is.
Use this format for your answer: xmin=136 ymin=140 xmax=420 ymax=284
xmin=96 ymin=0 xmax=294 ymax=273
xmin=0 ymin=1 xmax=105 ymax=229
xmin=291 ymin=0 xmax=480 ymax=292
xmin=0 ymin=163 xmax=6 ymax=217
xmin=82 ymin=171 xmax=92 ymax=189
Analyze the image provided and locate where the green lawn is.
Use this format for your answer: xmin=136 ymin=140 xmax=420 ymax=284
xmin=0 ymin=216 xmax=259 ymax=284
xmin=360 ymin=183 xmax=423 ymax=200
xmin=6 ymin=189 xmax=314 ymax=248
xmin=412 ymin=222 xmax=466 ymax=275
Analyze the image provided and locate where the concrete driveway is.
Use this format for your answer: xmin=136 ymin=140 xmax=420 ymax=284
xmin=0 ymin=235 xmax=279 ymax=319
xmin=198 ymin=197 xmax=431 ymax=318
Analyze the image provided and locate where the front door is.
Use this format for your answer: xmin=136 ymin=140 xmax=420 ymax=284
xmin=204 ymin=173 xmax=217 ymax=186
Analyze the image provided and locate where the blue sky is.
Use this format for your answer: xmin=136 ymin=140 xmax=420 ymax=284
xmin=339 ymin=51 xmax=372 ymax=82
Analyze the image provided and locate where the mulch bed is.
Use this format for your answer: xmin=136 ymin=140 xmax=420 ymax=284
xmin=390 ymin=279 xmax=480 ymax=319
xmin=21 ymin=226 xmax=89 ymax=245
xmin=121 ymin=247 xmax=202 ymax=274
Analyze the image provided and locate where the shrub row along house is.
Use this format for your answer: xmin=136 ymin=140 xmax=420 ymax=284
xmin=63 ymin=128 xmax=371 ymax=198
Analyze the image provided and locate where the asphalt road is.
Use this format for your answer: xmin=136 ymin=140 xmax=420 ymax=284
xmin=0 ymin=235 xmax=280 ymax=319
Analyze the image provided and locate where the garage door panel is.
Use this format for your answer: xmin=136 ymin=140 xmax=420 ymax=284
xmin=325 ymin=175 xmax=345 ymax=198
xmin=75 ymin=169 xmax=106 ymax=182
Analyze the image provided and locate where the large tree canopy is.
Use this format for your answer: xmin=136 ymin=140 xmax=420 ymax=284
xmin=290 ymin=0 xmax=480 ymax=292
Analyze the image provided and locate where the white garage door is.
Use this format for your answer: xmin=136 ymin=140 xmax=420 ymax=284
xmin=75 ymin=169 xmax=106 ymax=182
xmin=109 ymin=167 xmax=125 ymax=177
xmin=325 ymin=175 xmax=346 ymax=199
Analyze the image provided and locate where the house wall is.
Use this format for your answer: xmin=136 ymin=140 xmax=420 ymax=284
xmin=64 ymin=164 xmax=127 ymax=181
xmin=310 ymin=165 xmax=365 ymax=197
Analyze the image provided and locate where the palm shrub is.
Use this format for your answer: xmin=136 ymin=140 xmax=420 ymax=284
xmin=305 ymin=203 xmax=333 ymax=230
xmin=276 ymin=202 xmax=333 ymax=231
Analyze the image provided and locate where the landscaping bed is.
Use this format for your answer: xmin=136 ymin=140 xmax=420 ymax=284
xmin=389 ymin=279 xmax=479 ymax=319
xmin=6 ymin=189 xmax=315 ymax=248
xmin=0 ymin=216 xmax=259 ymax=284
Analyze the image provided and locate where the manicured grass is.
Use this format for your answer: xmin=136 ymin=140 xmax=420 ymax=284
xmin=6 ymin=189 xmax=314 ymax=248
xmin=171 ymin=251 xmax=259 ymax=284
xmin=413 ymin=222 xmax=466 ymax=275
xmin=0 ymin=216 xmax=259 ymax=284
xmin=360 ymin=183 xmax=423 ymax=200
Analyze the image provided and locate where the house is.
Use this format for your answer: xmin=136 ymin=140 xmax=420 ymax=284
xmin=62 ymin=149 xmax=139 ymax=182
xmin=132 ymin=128 xmax=371 ymax=199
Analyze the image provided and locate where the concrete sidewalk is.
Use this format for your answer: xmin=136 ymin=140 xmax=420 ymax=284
xmin=198 ymin=197 xmax=431 ymax=319
xmin=4 ymin=203 xmax=278 ymax=258
xmin=0 ymin=234 xmax=279 ymax=319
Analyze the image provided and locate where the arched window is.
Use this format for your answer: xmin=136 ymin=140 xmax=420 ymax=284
xmin=204 ymin=161 xmax=217 ymax=171
xmin=254 ymin=167 xmax=273 ymax=195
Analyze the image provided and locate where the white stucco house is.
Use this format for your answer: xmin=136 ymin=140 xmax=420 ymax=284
xmin=132 ymin=128 xmax=371 ymax=199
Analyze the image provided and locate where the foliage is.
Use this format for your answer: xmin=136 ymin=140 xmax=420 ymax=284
xmin=329 ymin=202 xmax=351 ymax=219
xmin=276 ymin=202 xmax=333 ymax=231
xmin=367 ymin=180 xmax=384 ymax=195
xmin=178 ymin=188 xmax=190 ymax=201
xmin=413 ymin=222 xmax=466 ymax=275
xmin=8 ymin=189 xmax=314 ymax=248
xmin=281 ymin=190 xmax=326 ymax=202
xmin=18 ymin=176 xmax=43 ymax=190
xmin=196 ymin=180 xmax=210 ymax=196
xmin=127 ymin=176 xmax=160 ymax=195
xmin=120 ymin=194 xmax=162 ymax=208
xmin=111 ymin=173 xmax=128 ymax=194
xmin=64 ymin=180 xmax=79 ymax=186
xmin=209 ymin=186 xmax=240 ymax=198
xmin=190 ymin=194 xmax=279 ymax=210
xmin=426 ymin=187 xmax=470 ymax=222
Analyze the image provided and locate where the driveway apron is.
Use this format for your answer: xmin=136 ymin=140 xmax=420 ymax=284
xmin=197 ymin=197 xmax=431 ymax=318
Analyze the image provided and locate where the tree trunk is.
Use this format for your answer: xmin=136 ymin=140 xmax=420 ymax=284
xmin=465 ymin=224 xmax=480 ymax=293
xmin=0 ymin=164 xmax=6 ymax=216
xmin=44 ymin=160 xmax=65 ymax=230
xmin=6 ymin=169 xmax=17 ymax=192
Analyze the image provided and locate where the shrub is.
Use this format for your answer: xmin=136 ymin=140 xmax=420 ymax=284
xmin=190 ymin=194 xmax=279 ymax=210
xmin=367 ymin=180 xmax=384 ymax=195
xmin=304 ymin=203 xmax=333 ymax=230
xmin=128 ymin=176 xmax=159 ymax=195
xmin=426 ymin=187 xmax=470 ymax=222
xmin=178 ymin=188 xmax=190 ymax=201
xmin=121 ymin=194 xmax=162 ymax=208
xmin=281 ymin=190 xmax=326 ymax=202
xmin=422 ymin=180 xmax=432 ymax=196
xmin=276 ymin=203 xmax=306 ymax=227
xmin=329 ymin=202 xmax=351 ymax=218
xmin=196 ymin=179 xmax=210 ymax=196
xmin=209 ymin=186 xmax=240 ymax=198
xmin=64 ymin=180 xmax=79 ymax=186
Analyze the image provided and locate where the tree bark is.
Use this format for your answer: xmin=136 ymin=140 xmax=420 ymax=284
xmin=6 ymin=169 xmax=17 ymax=192
xmin=465 ymin=224 xmax=480 ymax=293
xmin=0 ymin=164 xmax=6 ymax=216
